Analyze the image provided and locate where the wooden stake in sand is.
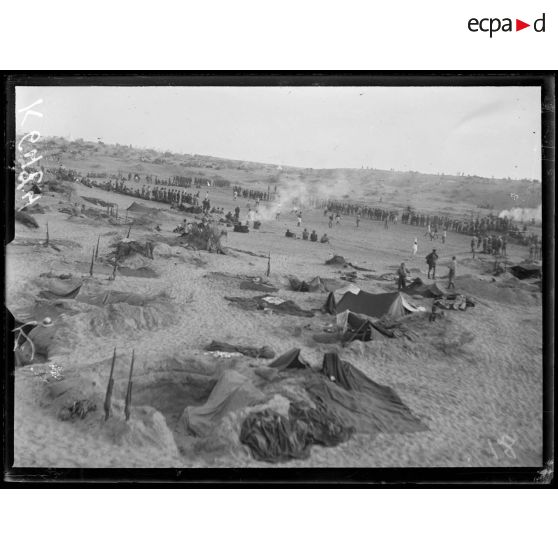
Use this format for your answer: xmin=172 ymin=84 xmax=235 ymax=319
xmin=89 ymin=247 xmax=95 ymax=276
xmin=104 ymin=347 xmax=117 ymax=421
xmin=266 ymin=252 xmax=271 ymax=277
xmin=124 ymin=350 xmax=135 ymax=421
xmin=126 ymin=224 xmax=132 ymax=239
xmin=95 ymin=235 xmax=100 ymax=260
xmin=45 ymin=222 xmax=49 ymax=246
xmin=110 ymin=260 xmax=118 ymax=281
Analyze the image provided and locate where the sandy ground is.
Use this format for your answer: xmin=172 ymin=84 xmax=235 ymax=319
xmin=7 ymin=181 xmax=543 ymax=468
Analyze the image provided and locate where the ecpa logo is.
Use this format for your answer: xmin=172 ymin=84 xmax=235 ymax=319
xmin=468 ymin=13 xmax=546 ymax=37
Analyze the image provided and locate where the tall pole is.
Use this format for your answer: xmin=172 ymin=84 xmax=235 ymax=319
xmin=89 ymin=246 xmax=95 ymax=276
xmin=124 ymin=350 xmax=135 ymax=421
xmin=104 ymin=348 xmax=117 ymax=421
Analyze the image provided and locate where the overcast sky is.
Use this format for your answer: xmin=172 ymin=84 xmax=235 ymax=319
xmin=16 ymin=86 xmax=541 ymax=180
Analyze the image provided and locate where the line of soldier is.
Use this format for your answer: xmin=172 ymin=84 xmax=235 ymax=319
xmin=233 ymin=186 xmax=274 ymax=202
xmin=310 ymin=197 xmax=537 ymax=246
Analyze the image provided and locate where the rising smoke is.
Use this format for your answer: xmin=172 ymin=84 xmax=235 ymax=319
xmin=255 ymin=170 xmax=357 ymax=221
xmin=498 ymin=204 xmax=542 ymax=223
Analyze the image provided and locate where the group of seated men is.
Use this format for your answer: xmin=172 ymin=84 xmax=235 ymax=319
xmin=285 ymin=228 xmax=329 ymax=243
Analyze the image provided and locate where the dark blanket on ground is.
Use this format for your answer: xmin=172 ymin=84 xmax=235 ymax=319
xmin=239 ymin=402 xmax=353 ymax=463
xmin=233 ymin=224 xmax=249 ymax=233
xmin=306 ymin=353 xmax=427 ymax=436
xmin=204 ymin=340 xmax=275 ymax=359
xmin=225 ymin=296 xmax=314 ymax=317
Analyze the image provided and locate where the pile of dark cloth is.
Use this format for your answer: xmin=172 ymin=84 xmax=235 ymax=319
xmin=240 ymin=402 xmax=353 ymax=463
xmin=240 ymin=351 xmax=427 ymax=462
xmin=225 ymin=295 xmax=314 ymax=317
xmin=233 ymin=224 xmax=250 ymax=233
xmin=204 ymin=340 xmax=275 ymax=359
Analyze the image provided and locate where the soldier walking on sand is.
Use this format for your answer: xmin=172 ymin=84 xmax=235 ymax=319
xmin=426 ymin=248 xmax=438 ymax=279
xmin=397 ymin=262 xmax=410 ymax=291
xmin=447 ymin=256 xmax=457 ymax=289
xmin=412 ymin=238 xmax=418 ymax=258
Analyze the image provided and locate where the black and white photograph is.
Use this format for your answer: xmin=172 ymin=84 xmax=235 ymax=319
xmin=4 ymin=76 xmax=553 ymax=476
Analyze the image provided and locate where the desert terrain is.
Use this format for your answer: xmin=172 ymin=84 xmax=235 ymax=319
xmin=7 ymin=138 xmax=543 ymax=468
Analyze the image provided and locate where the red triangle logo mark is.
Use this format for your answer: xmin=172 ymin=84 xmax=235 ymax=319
xmin=516 ymin=19 xmax=530 ymax=31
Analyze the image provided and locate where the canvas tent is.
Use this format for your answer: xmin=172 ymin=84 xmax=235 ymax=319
xmin=335 ymin=310 xmax=375 ymax=341
xmin=326 ymin=289 xmax=424 ymax=320
xmin=288 ymin=276 xmax=329 ymax=292
xmin=404 ymin=278 xmax=444 ymax=298
xmin=269 ymin=348 xmax=310 ymax=370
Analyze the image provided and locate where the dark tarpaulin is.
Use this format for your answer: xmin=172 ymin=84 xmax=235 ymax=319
xmin=269 ymin=348 xmax=310 ymax=370
xmin=404 ymin=278 xmax=444 ymax=298
xmin=510 ymin=264 xmax=542 ymax=280
xmin=288 ymin=276 xmax=328 ymax=293
xmin=335 ymin=290 xmax=401 ymax=318
xmin=308 ymin=353 xmax=427 ymax=436
xmin=323 ymin=292 xmax=337 ymax=314
xmin=340 ymin=312 xmax=374 ymax=342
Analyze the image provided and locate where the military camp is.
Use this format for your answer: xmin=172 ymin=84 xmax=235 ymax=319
xmin=8 ymin=88 xmax=544 ymax=469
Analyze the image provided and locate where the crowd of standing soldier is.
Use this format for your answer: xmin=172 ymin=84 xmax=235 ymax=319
xmin=309 ymin=196 xmax=539 ymax=248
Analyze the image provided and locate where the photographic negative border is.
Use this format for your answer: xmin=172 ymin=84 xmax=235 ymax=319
xmin=1 ymin=71 xmax=554 ymax=486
